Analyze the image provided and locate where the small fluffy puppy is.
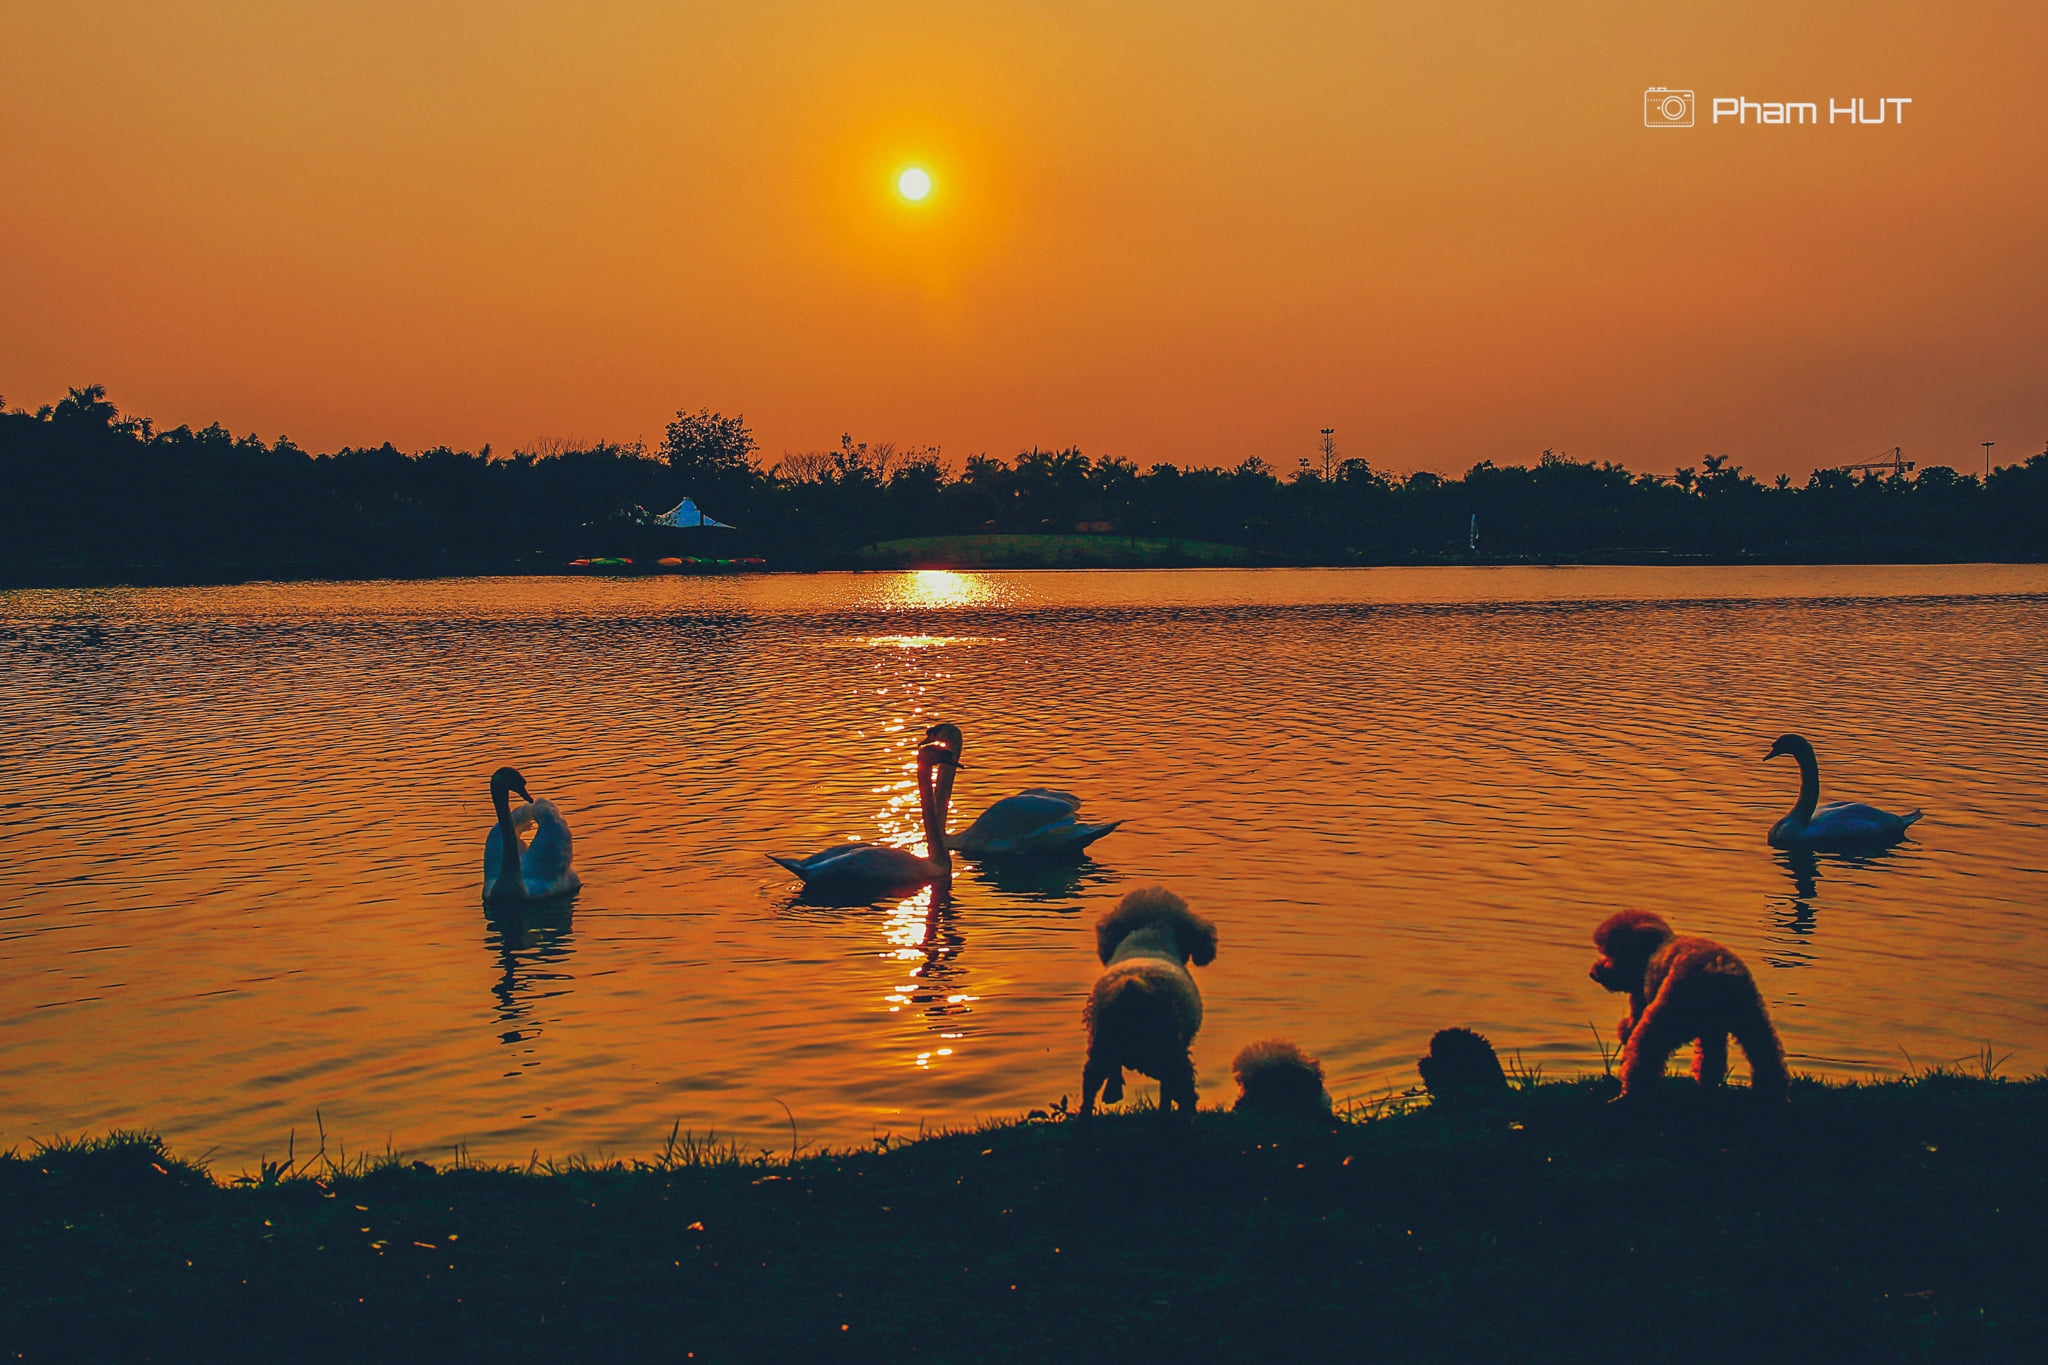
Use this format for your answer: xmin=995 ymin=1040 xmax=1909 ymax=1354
xmin=1080 ymin=887 xmax=1218 ymax=1118
xmin=1589 ymin=910 xmax=1789 ymax=1102
xmin=1418 ymin=1027 xmax=1508 ymax=1098
xmin=1232 ymin=1040 xmax=1330 ymax=1118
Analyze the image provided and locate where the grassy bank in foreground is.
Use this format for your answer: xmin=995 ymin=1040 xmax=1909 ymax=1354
xmin=3 ymin=1075 xmax=2042 ymax=1362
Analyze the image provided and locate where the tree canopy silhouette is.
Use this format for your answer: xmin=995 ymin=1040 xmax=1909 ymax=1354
xmin=2 ymin=387 xmax=2041 ymax=583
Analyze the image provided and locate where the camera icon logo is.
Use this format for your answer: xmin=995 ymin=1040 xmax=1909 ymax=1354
xmin=1644 ymin=87 xmax=1695 ymax=127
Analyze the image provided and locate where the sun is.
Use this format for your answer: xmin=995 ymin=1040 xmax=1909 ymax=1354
xmin=896 ymin=166 xmax=933 ymax=202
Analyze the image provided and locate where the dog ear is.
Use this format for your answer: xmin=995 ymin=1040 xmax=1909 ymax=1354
xmin=1095 ymin=914 xmax=1130 ymax=965
xmin=1097 ymin=912 xmax=1146 ymax=965
xmin=1182 ymin=914 xmax=1218 ymax=967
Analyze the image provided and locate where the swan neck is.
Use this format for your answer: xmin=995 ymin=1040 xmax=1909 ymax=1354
xmin=1789 ymin=749 xmax=1819 ymax=827
xmin=492 ymin=784 xmax=525 ymax=900
xmin=920 ymin=759 xmax=954 ymax=887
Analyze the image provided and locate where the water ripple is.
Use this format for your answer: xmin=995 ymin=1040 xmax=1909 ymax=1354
xmin=2 ymin=566 xmax=2044 ymax=1165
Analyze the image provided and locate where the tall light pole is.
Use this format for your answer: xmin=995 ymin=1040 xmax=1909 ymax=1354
xmin=1319 ymin=428 xmax=1336 ymax=481
xmin=1983 ymin=440 xmax=1995 ymax=479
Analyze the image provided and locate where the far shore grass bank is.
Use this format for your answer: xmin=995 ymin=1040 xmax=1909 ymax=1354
xmin=850 ymin=533 xmax=1267 ymax=569
xmin=4 ymin=1073 xmax=2041 ymax=1361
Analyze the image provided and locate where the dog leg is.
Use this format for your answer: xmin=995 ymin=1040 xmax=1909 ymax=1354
xmin=1694 ymin=1032 xmax=1729 ymax=1088
xmin=1616 ymin=1001 xmax=1688 ymax=1099
xmin=1732 ymin=1007 xmax=1790 ymax=1102
xmin=1164 ymin=1053 xmax=1197 ymax=1118
xmin=1102 ymin=1066 xmax=1125 ymax=1105
xmin=1080 ymin=1057 xmax=1109 ymax=1117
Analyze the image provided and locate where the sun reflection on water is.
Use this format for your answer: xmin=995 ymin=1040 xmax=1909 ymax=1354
xmin=875 ymin=761 xmax=926 ymax=854
xmin=886 ymin=569 xmax=998 ymax=610
xmin=883 ymin=886 xmax=937 ymax=959
xmin=859 ymin=634 xmax=1002 ymax=649
xmin=864 ymin=680 xmax=978 ymax=1069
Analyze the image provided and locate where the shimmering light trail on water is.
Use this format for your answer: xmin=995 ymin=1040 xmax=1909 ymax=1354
xmin=2 ymin=567 xmax=2044 ymax=1167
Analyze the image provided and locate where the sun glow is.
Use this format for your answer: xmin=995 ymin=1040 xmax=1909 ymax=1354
xmin=859 ymin=570 xmax=1008 ymax=613
xmin=896 ymin=166 xmax=932 ymax=201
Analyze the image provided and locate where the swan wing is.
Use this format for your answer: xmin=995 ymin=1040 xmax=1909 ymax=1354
xmin=1802 ymin=801 xmax=1922 ymax=844
xmin=518 ymin=799 xmax=580 ymax=898
xmin=769 ymin=842 xmax=934 ymax=888
xmin=1016 ymin=788 xmax=1084 ymax=809
xmin=949 ymin=791 xmax=1118 ymax=856
xmin=947 ymin=792 xmax=1077 ymax=854
xmin=1011 ymin=816 xmax=1122 ymax=856
xmin=769 ymin=842 xmax=873 ymax=876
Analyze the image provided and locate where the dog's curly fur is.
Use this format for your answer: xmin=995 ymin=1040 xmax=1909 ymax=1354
xmin=1418 ymin=1027 xmax=1508 ymax=1098
xmin=1231 ymin=1039 xmax=1330 ymax=1118
xmin=1589 ymin=909 xmax=1789 ymax=1102
xmin=1080 ymin=887 xmax=1217 ymax=1117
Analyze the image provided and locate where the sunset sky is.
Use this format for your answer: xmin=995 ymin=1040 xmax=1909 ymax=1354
xmin=2 ymin=1 xmax=2043 ymax=479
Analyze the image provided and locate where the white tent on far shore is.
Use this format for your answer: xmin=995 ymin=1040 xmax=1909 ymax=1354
xmin=653 ymin=498 xmax=733 ymax=528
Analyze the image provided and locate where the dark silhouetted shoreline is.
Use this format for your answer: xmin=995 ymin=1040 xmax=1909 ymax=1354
xmin=5 ymin=386 xmax=2045 ymax=586
xmin=3 ymin=1073 xmax=2040 ymax=1360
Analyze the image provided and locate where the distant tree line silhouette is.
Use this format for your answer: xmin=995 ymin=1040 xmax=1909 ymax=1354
xmin=3 ymin=385 xmax=2043 ymax=582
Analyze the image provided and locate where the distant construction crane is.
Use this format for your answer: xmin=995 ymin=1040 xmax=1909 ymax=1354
xmin=1833 ymin=446 xmax=1915 ymax=477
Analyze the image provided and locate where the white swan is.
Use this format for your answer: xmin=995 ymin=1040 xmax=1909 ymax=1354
xmin=924 ymin=722 xmax=1121 ymax=857
xmin=769 ymin=738 xmax=961 ymax=894
xmin=1765 ymin=733 xmax=1922 ymax=849
xmin=483 ymin=766 xmax=582 ymax=903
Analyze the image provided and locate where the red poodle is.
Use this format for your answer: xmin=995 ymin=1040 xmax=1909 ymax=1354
xmin=1589 ymin=909 xmax=1789 ymax=1102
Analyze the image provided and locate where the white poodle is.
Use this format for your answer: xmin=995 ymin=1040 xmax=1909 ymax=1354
xmin=1080 ymin=887 xmax=1218 ymax=1118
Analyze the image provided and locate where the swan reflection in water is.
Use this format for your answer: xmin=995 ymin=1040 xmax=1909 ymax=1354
xmin=482 ymin=897 xmax=577 ymax=1066
xmin=962 ymin=854 xmax=1119 ymax=902
xmin=778 ymin=793 xmax=1118 ymax=1067
xmin=771 ymin=739 xmax=980 ymax=1062
xmin=1762 ymin=843 xmax=1913 ymax=969
xmin=774 ymin=704 xmax=1117 ymax=1066
xmin=775 ymin=879 xmax=976 ymax=1067
xmin=882 ymin=884 xmax=974 ymax=1067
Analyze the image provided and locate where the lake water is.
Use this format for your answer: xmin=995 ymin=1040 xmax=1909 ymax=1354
xmin=3 ymin=566 xmax=2045 ymax=1170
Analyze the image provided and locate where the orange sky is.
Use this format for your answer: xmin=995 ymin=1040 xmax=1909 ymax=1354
xmin=2 ymin=1 xmax=2043 ymax=479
